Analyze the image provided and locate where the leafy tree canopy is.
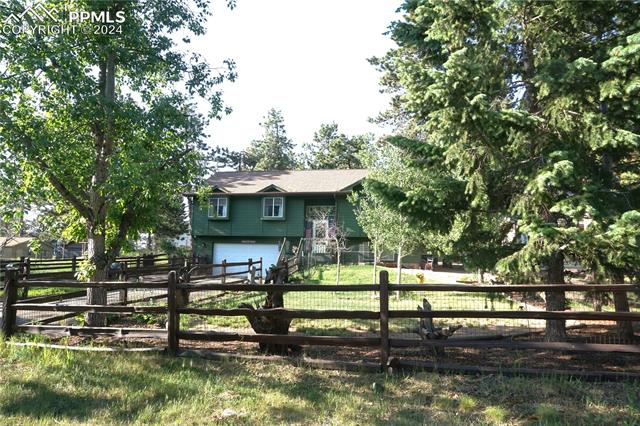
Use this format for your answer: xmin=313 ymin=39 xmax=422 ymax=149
xmin=0 ymin=0 xmax=236 ymax=274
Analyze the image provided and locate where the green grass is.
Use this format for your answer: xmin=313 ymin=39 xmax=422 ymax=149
xmin=296 ymin=264 xmax=429 ymax=285
xmin=0 ymin=339 xmax=638 ymax=425
xmin=184 ymin=273 xmax=522 ymax=335
xmin=20 ymin=287 xmax=79 ymax=299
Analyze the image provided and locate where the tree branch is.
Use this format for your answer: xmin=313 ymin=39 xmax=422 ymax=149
xmin=108 ymin=207 xmax=135 ymax=258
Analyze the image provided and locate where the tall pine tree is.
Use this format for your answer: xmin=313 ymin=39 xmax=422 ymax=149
xmin=373 ymin=0 xmax=639 ymax=340
xmin=245 ymin=109 xmax=297 ymax=171
xmin=303 ymin=123 xmax=370 ymax=169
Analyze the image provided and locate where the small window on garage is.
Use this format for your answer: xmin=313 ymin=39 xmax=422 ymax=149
xmin=208 ymin=197 xmax=228 ymax=219
xmin=263 ymin=196 xmax=284 ymax=218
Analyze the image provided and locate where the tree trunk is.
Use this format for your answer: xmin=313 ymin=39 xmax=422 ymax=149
xmin=610 ymin=269 xmax=634 ymax=340
xmin=544 ymin=252 xmax=567 ymax=341
xmin=396 ymin=246 xmax=402 ymax=285
xmin=372 ymin=242 xmax=378 ymax=285
xmin=86 ymin=224 xmax=108 ymax=326
xmin=85 ymin=51 xmax=117 ymax=327
xmin=335 ymin=247 xmax=341 ymax=285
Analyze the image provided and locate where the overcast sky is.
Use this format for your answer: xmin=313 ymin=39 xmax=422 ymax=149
xmin=192 ymin=0 xmax=400 ymax=151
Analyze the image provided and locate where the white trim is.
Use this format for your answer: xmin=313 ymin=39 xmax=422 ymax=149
xmin=262 ymin=196 xmax=284 ymax=218
xmin=208 ymin=197 xmax=229 ymax=219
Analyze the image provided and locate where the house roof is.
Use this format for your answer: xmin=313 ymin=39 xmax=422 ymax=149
xmin=206 ymin=169 xmax=368 ymax=194
xmin=0 ymin=237 xmax=32 ymax=248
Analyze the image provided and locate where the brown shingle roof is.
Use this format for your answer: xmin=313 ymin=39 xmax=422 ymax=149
xmin=206 ymin=169 xmax=368 ymax=194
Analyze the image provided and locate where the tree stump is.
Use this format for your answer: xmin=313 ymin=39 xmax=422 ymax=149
xmin=417 ymin=298 xmax=461 ymax=356
xmin=239 ymin=264 xmax=301 ymax=355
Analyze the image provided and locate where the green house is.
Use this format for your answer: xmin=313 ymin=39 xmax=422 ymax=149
xmin=188 ymin=169 xmax=373 ymax=273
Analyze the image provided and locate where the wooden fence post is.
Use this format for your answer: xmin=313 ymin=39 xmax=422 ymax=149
xmin=18 ymin=256 xmax=25 ymax=279
xmin=118 ymin=266 xmax=128 ymax=306
xmin=379 ymin=270 xmax=390 ymax=372
xmin=221 ymin=259 xmax=226 ymax=284
xmin=167 ymin=271 xmax=179 ymax=356
xmin=25 ymin=257 xmax=31 ymax=279
xmin=259 ymin=257 xmax=263 ymax=284
xmin=249 ymin=266 xmax=256 ymax=285
xmin=71 ymin=256 xmax=77 ymax=274
xmin=1 ymin=268 xmax=19 ymax=339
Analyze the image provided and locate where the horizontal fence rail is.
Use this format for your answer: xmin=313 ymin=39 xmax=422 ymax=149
xmin=3 ymin=267 xmax=640 ymax=378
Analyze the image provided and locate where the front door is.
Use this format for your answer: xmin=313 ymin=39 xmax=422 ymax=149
xmin=312 ymin=220 xmax=329 ymax=253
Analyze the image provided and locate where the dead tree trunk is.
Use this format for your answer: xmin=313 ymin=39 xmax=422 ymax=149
xmin=417 ymin=298 xmax=461 ymax=357
xmin=239 ymin=265 xmax=301 ymax=355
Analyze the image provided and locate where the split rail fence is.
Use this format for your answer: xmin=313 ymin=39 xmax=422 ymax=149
xmin=2 ymin=268 xmax=639 ymax=378
xmin=0 ymin=253 xmax=196 ymax=285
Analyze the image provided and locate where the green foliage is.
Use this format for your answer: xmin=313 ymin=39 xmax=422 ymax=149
xmin=74 ymin=258 xmax=96 ymax=282
xmin=245 ymin=108 xmax=298 ymax=171
xmin=351 ymin=143 xmax=424 ymax=265
xmin=0 ymin=0 xmax=236 ymax=273
xmin=374 ymin=0 xmax=640 ymax=281
xmin=303 ymin=123 xmax=371 ymax=169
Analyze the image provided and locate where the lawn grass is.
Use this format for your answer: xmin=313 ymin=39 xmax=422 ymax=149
xmin=20 ymin=287 xmax=79 ymax=299
xmin=184 ymin=267 xmax=522 ymax=335
xmin=0 ymin=338 xmax=638 ymax=425
xmin=296 ymin=264 xmax=428 ymax=285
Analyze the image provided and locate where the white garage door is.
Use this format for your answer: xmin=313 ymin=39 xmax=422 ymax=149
xmin=213 ymin=243 xmax=280 ymax=277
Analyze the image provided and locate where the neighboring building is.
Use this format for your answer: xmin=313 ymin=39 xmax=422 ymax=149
xmin=188 ymin=169 xmax=373 ymax=273
xmin=0 ymin=237 xmax=57 ymax=259
xmin=0 ymin=237 xmax=32 ymax=259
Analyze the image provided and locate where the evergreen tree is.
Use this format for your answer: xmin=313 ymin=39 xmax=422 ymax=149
xmin=374 ymin=0 xmax=640 ymax=340
xmin=303 ymin=123 xmax=370 ymax=169
xmin=245 ymin=109 xmax=297 ymax=171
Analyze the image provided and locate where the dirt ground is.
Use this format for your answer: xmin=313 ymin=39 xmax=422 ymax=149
xmin=31 ymin=321 xmax=639 ymax=375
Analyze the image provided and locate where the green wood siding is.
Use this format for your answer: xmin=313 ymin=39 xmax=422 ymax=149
xmin=192 ymin=195 xmax=309 ymax=238
xmin=336 ymin=197 xmax=366 ymax=238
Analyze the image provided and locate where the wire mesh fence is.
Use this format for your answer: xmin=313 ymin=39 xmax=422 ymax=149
xmin=4 ymin=268 xmax=640 ymax=374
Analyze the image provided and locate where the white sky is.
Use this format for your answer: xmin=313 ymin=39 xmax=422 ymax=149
xmin=192 ymin=0 xmax=400 ymax=151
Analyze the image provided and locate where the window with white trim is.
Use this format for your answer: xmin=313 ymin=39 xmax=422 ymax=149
xmin=208 ymin=197 xmax=228 ymax=219
xmin=263 ymin=197 xmax=284 ymax=218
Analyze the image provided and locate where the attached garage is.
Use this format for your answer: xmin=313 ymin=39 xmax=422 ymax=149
xmin=212 ymin=243 xmax=280 ymax=277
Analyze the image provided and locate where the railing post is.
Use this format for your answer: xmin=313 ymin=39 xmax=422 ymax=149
xmin=71 ymin=255 xmax=77 ymax=274
xmin=167 ymin=271 xmax=179 ymax=356
xmin=248 ymin=258 xmax=253 ymax=284
xmin=379 ymin=270 xmax=390 ymax=372
xmin=259 ymin=257 xmax=263 ymax=284
xmin=25 ymin=257 xmax=31 ymax=279
xmin=1 ymin=267 xmax=19 ymax=339
xmin=221 ymin=259 xmax=227 ymax=284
